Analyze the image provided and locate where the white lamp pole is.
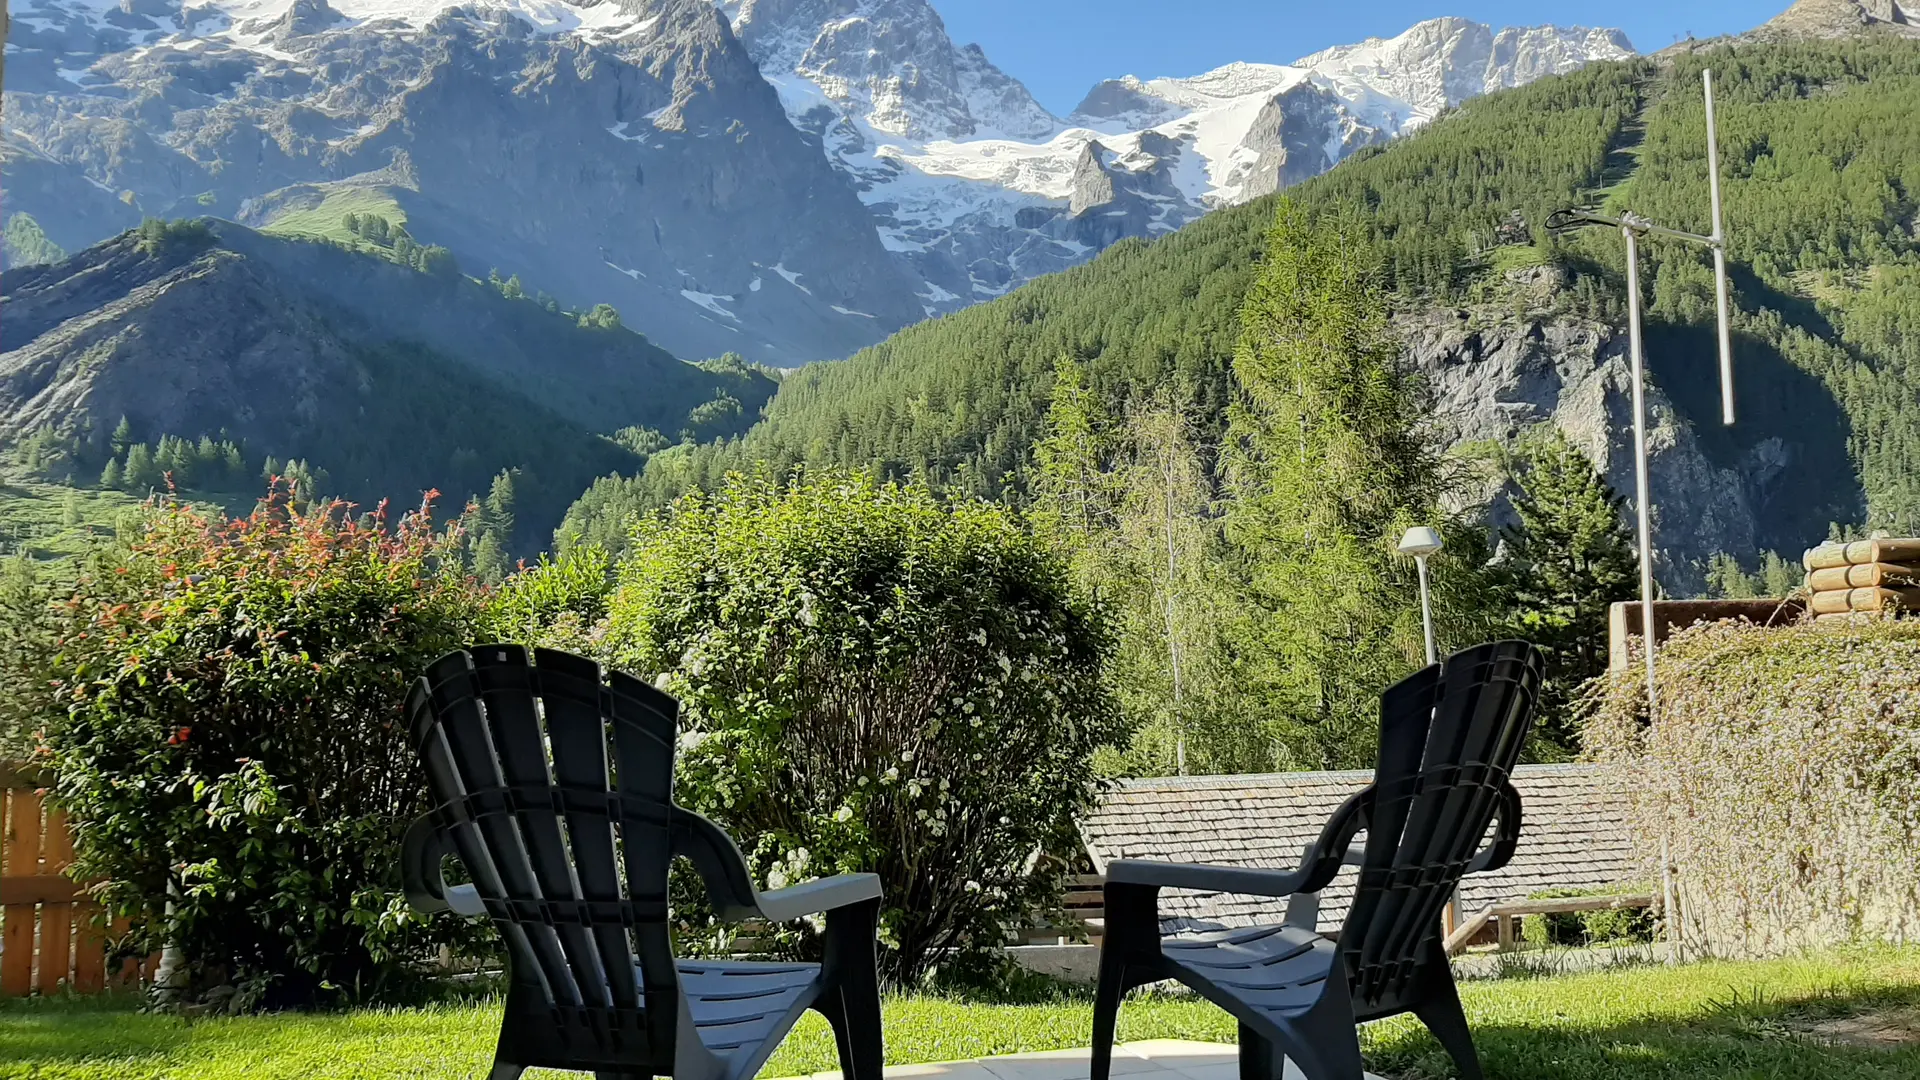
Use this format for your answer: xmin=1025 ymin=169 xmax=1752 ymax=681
xmin=1398 ymin=527 xmax=1444 ymax=667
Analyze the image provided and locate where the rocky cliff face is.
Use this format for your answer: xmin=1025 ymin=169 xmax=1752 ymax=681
xmin=1747 ymin=0 xmax=1920 ymax=41
xmin=731 ymin=9 xmax=1633 ymax=313
xmin=1406 ymin=301 xmax=1855 ymax=596
xmin=4 ymin=0 xmax=926 ymax=366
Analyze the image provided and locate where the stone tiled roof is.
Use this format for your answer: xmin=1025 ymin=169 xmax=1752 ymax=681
xmin=1078 ymin=764 xmax=1645 ymax=934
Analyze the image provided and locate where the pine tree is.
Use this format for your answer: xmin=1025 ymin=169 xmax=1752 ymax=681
xmin=110 ymin=416 xmax=133 ymax=458
xmin=502 ymin=274 xmax=525 ymax=301
xmin=484 ymin=469 xmax=517 ymax=541
xmin=99 ymin=458 xmax=123 ymax=490
xmin=224 ymin=444 xmax=247 ymax=488
xmin=1498 ymin=430 xmax=1639 ymax=748
xmin=1029 ymin=356 xmax=1118 ymax=557
xmin=1220 ymin=199 xmax=1440 ymax=769
xmin=123 ymin=443 xmax=160 ymax=490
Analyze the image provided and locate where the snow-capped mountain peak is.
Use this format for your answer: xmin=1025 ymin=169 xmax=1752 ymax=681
xmin=1296 ymin=17 xmax=1636 ymax=133
xmin=721 ymin=0 xmax=1057 ymax=142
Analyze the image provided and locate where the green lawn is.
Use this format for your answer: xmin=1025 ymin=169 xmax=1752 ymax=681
xmin=1 ymin=949 xmax=1916 ymax=1079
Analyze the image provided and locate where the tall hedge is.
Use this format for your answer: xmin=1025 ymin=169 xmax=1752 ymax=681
xmin=602 ymin=469 xmax=1125 ymax=983
xmin=1585 ymin=618 xmax=1920 ymax=956
xmin=31 ymin=487 xmax=491 ymax=1008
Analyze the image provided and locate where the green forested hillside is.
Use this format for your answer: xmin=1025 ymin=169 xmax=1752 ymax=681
xmin=605 ymin=60 xmax=1649 ymax=505
xmin=596 ymin=37 xmax=1920 ymax=561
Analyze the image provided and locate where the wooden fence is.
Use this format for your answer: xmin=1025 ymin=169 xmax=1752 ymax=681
xmin=0 ymin=764 xmax=152 ymax=996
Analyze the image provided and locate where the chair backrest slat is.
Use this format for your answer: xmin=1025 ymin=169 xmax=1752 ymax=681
xmin=603 ymin=666 xmax=682 ymax=999
xmin=472 ymin=647 xmax=615 ymax=1007
xmin=416 ymin=651 xmax=577 ymax=1005
xmin=527 ymin=650 xmax=644 ymax=1011
xmin=410 ymin=646 xmax=699 ymax=1043
xmin=1339 ymin=641 xmax=1543 ymax=1006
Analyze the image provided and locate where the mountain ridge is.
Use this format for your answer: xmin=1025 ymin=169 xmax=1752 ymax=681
xmin=0 ymin=218 xmax=776 ymax=544
xmin=5 ymin=0 xmax=1635 ymax=358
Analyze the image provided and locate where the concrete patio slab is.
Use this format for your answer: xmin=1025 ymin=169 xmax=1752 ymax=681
xmin=783 ymin=1039 xmax=1385 ymax=1080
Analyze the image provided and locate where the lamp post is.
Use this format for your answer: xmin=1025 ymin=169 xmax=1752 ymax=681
xmin=1398 ymin=526 xmax=1444 ymax=668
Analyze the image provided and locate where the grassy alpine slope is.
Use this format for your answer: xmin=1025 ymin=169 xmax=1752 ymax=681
xmin=609 ymin=36 xmax=1920 ymax=558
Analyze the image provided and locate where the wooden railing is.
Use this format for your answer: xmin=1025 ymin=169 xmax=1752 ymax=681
xmin=1443 ymin=892 xmax=1658 ymax=955
xmin=0 ymin=763 xmax=151 ymax=996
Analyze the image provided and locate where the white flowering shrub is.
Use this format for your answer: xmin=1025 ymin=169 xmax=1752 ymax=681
xmin=1586 ymin=618 xmax=1920 ymax=956
xmin=602 ymin=469 xmax=1124 ymax=982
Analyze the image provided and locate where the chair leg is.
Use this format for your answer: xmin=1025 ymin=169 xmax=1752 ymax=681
xmin=1090 ymin=950 xmax=1127 ymax=1080
xmin=488 ymin=1062 xmax=525 ymax=1080
xmin=1411 ymin=975 xmax=1485 ymax=1080
xmin=821 ymin=898 xmax=885 ymax=1080
xmin=1238 ymin=1023 xmax=1281 ymax=1080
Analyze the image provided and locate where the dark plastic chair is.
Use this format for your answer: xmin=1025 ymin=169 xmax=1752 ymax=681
xmin=401 ymin=645 xmax=885 ymax=1080
xmin=1090 ymin=640 xmax=1546 ymax=1080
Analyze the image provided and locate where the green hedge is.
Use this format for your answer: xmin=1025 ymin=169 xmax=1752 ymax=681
xmin=1586 ymin=618 xmax=1920 ymax=956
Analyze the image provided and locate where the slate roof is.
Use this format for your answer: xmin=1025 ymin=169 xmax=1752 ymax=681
xmin=1077 ymin=764 xmax=1645 ymax=934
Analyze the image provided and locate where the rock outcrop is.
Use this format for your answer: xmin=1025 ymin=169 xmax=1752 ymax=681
xmin=1406 ymin=307 xmax=1807 ymax=596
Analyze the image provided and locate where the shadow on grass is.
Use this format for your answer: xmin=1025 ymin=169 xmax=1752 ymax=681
xmin=1366 ymin=979 xmax=1920 ymax=1080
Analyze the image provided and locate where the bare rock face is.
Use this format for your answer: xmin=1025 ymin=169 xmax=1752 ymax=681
xmin=1750 ymin=0 xmax=1920 ymax=40
xmin=1404 ymin=308 xmax=1771 ymax=596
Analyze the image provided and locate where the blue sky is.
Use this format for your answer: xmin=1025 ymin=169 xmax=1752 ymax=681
xmin=935 ymin=1 xmax=1790 ymax=114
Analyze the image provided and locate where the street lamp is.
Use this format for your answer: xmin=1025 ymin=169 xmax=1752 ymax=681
xmin=1398 ymin=526 xmax=1444 ymax=668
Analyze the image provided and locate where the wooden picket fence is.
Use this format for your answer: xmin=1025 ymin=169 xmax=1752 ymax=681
xmin=0 ymin=763 xmax=154 ymax=996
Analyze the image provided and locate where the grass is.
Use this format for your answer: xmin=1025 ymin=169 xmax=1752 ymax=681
xmin=256 ymin=186 xmax=410 ymax=249
xmin=0 ymin=479 xmax=148 ymax=561
xmin=1 ymin=949 xmax=1917 ymax=1079
xmin=1488 ymin=245 xmax=1551 ymax=275
xmin=0 ymin=473 xmax=250 ymax=563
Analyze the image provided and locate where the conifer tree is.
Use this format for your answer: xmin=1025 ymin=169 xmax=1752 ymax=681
xmin=1497 ymin=430 xmax=1638 ymax=746
xmin=99 ymin=458 xmax=123 ymax=490
xmin=1029 ymin=356 xmax=1118 ymax=562
xmin=224 ymin=444 xmax=247 ymax=488
xmin=124 ymin=443 xmax=160 ymax=490
xmin=1220 ymin=199 xmax=1439 ymax=769
xmin=110 ymin=416 xmax=133 ymax=458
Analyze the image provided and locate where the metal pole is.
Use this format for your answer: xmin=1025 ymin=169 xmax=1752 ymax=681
xmin=1704 ymin=68 xmax=1735 ymax=425
xmin=1415 ymin=554 xmax=1437 ymax=668
xmin=1623 ymin=226 xmax=1659 ymax=718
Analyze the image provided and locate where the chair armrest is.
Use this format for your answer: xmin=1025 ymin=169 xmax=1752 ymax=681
xmin=402 ymin=813 xmax=452 ymax=915
xmin=1283 ymin=841 xmax=1367 ymax=928
xmin=671 ymin=808 xmax=764 ymax=921
xmin=402 ymin=813 xmax=488 ymax=918
xmin=756 ymin=873 xmax=884 ymax=922
xmin=1107 ymin=859 xmax=1316 ymax=898
xmin=1466 ymin=781 xmax=1523 ymax=875
xmin=1110 ymin=787 xmax=1371 ymax=901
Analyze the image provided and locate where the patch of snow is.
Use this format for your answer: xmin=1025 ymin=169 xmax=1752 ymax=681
xmin=605 ymin=260 xmax=645 ymax=280
xmin=770 ymin=263 xmax=810 ymax=295
xmin=57 ymin=66 xmax=96 ymax=86
xmin=681 ymin=289 xmax=739 ymax=321
xmin=919 ymin=282 xmax=960 ymax=304
xmin=831 ymin=305 xmax=875 ymax=318
xmin=748 ymin=276 xmax=762 ymax=292
xmin=608 ymin=121 xmax=646 ymax=143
